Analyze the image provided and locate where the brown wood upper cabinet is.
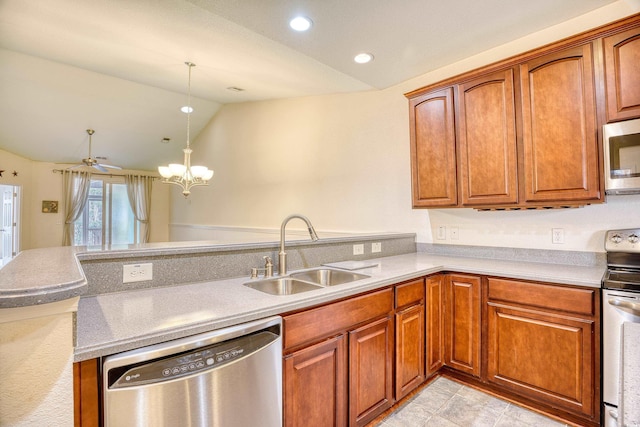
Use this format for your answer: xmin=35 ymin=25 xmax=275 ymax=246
xmin=408 ymin=87 xmax=458 ymax=207
xmin=456 ymin=68 xmax=518 ymax=206
xmin=403 ymin=18 xmax=640 ymax=209
xmin=604 ymin=25 xmax=640 ymax=122
xmin=520 ymin=43 xmax=600 ymax=203
xmin=407 ymin=42 xmax=602 ymax=209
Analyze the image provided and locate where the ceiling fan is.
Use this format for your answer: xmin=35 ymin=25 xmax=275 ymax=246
xmin=70 ymin=129 xmax=122 ymax=173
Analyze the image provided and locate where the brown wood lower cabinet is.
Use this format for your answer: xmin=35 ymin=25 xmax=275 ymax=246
xmin=486 ymin=278 xmax=599 ymax=421
xmin=73 ymin=359 xmax=100 ymax=427
xmin=395 ymin=303 xmax=424 ymax=399
xmin=444 ymin=273 xmax=481 ymax=377
xmin=282 ymin=288 xmax=394 ymax=427
xmin=349 ymin=316 xmax=394 ymax=426
xmin=394 ymin=278 xmax=425 ymax=400
xmin=284 ymin=335 xmax=348 ymax=427
xmin=73 ymin=273 xmax=600 ymax=427
xmin=486 ymin=304 xmax=596 ymax=416
xmin=426 ymin=275 xmax=444 ymax=377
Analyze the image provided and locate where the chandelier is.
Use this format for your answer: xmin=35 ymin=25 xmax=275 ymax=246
xmin=158 ymin=62 xmax=214 ymax=197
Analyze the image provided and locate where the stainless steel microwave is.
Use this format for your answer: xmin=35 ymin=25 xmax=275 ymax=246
xmin=603 ymin=118 xmax=640 ymax=195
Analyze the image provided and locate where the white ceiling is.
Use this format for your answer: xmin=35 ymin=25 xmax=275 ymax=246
xmin=0 ymin=0 xmax=621 ymax=171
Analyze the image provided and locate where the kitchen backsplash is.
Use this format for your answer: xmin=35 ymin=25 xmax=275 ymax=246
xmin=78 ymin=234 xmax=416 ymax=296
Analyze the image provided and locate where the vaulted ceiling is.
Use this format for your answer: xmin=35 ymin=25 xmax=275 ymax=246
xmin=0 ymin=0 xmax=620 ymax=171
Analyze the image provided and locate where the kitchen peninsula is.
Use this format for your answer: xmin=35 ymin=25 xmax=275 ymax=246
xmin=1 ymin=234 xmax=605 ymax=426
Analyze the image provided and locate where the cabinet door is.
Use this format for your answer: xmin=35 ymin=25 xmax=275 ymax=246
xmin=409 ymin=87 xmax=458 ymax=207
xmin=520 ymin=43 xmax=600 ymax=203
xmin=487 ymin=303 xmax=595 ymax=417
xmin=349 ymin=316 xmax=394 ymax=427
xmin=284 ymin=335 xmax=348 ymax=427
xmin=395 ymin=303 xmax=425 ymax=400
xmin=426 ymin=275 xmax=444 ymax=377
xmin=604 ymin=26 xmax=640 ymax=122
xmin=73 ymin=359 xmax=100 ymax=427
xmin=457 ymin=68 xmax=518 ymax=206
xmin=445 ymin=274 xmax=481 ymax=377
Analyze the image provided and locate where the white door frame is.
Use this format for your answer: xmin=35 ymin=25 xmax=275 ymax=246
xmin=1 ymin=185 xmax=20 ymax=266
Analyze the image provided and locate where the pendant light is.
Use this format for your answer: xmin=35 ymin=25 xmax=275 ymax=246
xmin=158 ymin=62 xmax=213 ymax=197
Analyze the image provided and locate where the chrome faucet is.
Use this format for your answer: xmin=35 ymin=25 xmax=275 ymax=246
xmin=279 ymin=214 xmax=319 ymax=276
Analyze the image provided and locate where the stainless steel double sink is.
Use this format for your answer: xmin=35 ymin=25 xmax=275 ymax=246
xmin=244 ymin=268 xmax=370 ymax=296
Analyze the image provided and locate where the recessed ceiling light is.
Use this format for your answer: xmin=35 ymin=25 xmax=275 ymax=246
xmin=289 ymin=16 xmax=312 ymax=32
xmin=181 ymin=106 xmax=193 ymax=113
xmin=354 ymin=53 xmax=374 ymax=64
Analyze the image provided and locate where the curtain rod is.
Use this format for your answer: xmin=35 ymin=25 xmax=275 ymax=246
xmin=52 ymin=169 xmax=159 ymax=180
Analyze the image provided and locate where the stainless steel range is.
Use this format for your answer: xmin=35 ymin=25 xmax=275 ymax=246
xmin=602 ymin=228 xmax=640 ymax=427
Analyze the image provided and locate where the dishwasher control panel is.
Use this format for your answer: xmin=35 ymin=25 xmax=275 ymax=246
xmin=108 ymin=331 xmax=277 ymax=388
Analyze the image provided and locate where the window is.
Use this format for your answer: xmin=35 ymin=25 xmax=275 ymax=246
xmin=73 ymin=177 xmax=139 ymax=246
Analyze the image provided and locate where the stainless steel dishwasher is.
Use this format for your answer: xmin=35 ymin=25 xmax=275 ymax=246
xmin=103 ymin=316 xmax=282 ymax=427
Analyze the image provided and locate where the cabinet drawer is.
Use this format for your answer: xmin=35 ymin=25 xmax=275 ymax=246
xmin=283 ymin=288 xmax=394 ymax=351
xmin=395 ymin=279 xmax=424 ymax=308
xmin=487 ymin=278 xmax=595 ymax=316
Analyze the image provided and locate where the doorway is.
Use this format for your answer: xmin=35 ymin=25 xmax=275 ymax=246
xmin=0 ymin=185 xmax=20 ymax=266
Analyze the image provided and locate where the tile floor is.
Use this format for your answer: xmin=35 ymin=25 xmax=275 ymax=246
xmin=375 ymin=377 xmax=571 ymax=427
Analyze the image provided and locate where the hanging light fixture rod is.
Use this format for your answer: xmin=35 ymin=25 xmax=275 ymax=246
xmin=158 ymin=61 xmax=214 ymax=197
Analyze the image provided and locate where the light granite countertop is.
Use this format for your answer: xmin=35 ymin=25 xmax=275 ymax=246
xmin=75 ymin=251 xmax=605 ymax=361
xmin=0 ymin=246 xmax=87 ymax=308
xmin=0 ymin=232 xmax=410 ymax=309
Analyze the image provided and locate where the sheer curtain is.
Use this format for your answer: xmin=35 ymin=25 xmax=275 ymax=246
xmin=62 ymin=170 xmax=92 ymax=246
xmin=125 ymin=174 xmax=153 ymax=243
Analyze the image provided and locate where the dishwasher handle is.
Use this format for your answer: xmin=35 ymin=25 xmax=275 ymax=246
xmin=608 ymin=298 xmax=640 ymax=317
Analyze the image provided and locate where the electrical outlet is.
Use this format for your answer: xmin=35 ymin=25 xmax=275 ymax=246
xmin=450 ymin=227 xmax=459 ymax=240
xmin=372 ymin=242 xmax=382 ymax=253
xmin=552 ymin=228 xmax=564 ymax=244
xmin=353 ymin=244 xmax=364 ymax=255
xmin=437 ymin=226 xmax=446 ymax=240
xmin=123 ymin=263 xmax=153 ymax=283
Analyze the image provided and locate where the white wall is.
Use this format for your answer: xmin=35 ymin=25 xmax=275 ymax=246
xmin=0 ymin=148 xmax=171 ymax=250
xmin=170 ymin=89 xmax=430 ymax=241
xmin=0 ymin=301 xmax=77 ymax=427
xmin=170 ymin=2 xmax=640 ymax=253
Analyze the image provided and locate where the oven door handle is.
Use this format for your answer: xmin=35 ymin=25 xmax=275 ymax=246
xmin=608 ymin=298 xmax=640 ymax=316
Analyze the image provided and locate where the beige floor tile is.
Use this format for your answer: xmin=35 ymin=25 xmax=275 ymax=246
xmin=375 ymin=377 xmax=567 ymax=427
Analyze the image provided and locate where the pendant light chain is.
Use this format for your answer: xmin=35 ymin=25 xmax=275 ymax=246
xmin=185 ymin=61 xmax=193 ymax=149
